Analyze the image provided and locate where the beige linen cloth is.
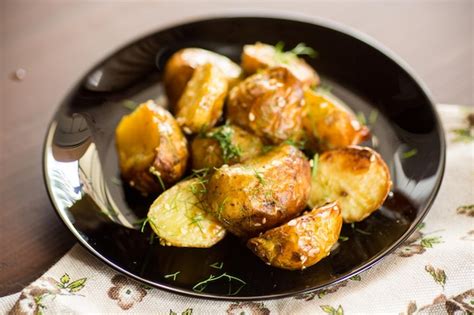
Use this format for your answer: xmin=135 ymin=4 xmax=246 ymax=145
xmin=1 ymin=104 xmax=473 ymax=315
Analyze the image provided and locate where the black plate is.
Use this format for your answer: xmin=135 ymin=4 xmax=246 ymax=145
xmin=43 ymin=15 xmax=445 ymax=300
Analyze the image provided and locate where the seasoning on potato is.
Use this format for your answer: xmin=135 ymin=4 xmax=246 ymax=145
xmin=227 ymin=67 xmax=305 ymax=144
xmin=309 ymin=146 xmax=391 ymax=223
xmin=191 ymin=123 xmax=264 ymax=170
xmin=174 ymin=63 xmax=228 ymax=134
xmin=115 ymin=100 xmax=188 ymax=195
xmin=303 ymin=89 xmax=370 ymax=151
xmin=247 ymin=202 xmax=342 ymax=270
xmin=164 ymin=48 xmax=242 ymax=107
xmin=206 ymin=144 xmax=311 ymax=238
xmin=241 ymin=42 xmax=320 ymax=87
xmin=147 ymin=178 xmax=226 ymax=248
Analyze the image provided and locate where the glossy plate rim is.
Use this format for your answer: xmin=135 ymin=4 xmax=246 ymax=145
xmin=42 ymin=12 xmax=446 ymax=300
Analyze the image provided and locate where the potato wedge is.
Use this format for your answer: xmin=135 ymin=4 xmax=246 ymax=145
xmin=227 ymin=67 xmax=305 ymax=144
xmin=164 ymin=48 xmax=242 ymax=107
xmin=206 ymin=144 xmax=311 ymax=238
xmin=247 ymin=202 xmax=342 ymax=270
xmin=241 ymin=42 xmax=319 ymax=87
xmin=115 ymin=100 xmax=188 ymax=195
xmin=303 ymin=89 xmax=370 ymax=151
xmin=147 ymin=178 xmax=226 ymax=247
xmin=309 ymin=146 xmax=391 ymax=222
xmin=175 ymin=63 xmax=228 ymax=134
xmin=191 ymin=124 xmax=264 ymax=170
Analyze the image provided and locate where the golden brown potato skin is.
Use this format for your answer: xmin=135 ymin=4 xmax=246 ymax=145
xmin=309 ymin=146 xmax=391 ymax=222
xmin=241 ymin=42 xmax=319 ymax=87
xmin=206 ymin=144 xmax=311 ymax=238
xmin=175 ymin=63 xmax=228 ymax=134
xmin=191 ymin=124 xmax=264 ymax=170
xmin=303 ymin=89 xmax=370 ymax=151
xmin=115 ymin=100 xmax=188 ymax=195
xmin=227 ymin=67 xmax=305 ymax=144
xmin=164 ymin=48 xmax=242 ymax=107
xmin=247 ymin=202 xmax=342 ymax=270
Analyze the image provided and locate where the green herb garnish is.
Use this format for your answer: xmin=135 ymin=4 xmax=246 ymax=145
xmin=253 ymin=169 xmax=266 ymax=185
xmin=274 ymin=42 xmax=318 ymax=64
xmin=369 ymin=110 xmax=379 ymax=125
xmin=149 ymin=166 xmax=166 ymax=190
xmin=283 ymin=138 xmax=306 ymax=150
xmin=262 ymin=145 xmax=275 ymax=153
xmin=164 ymin=271 xmax=180 ymax=281
xmin=356 ymin=112 xmax=367 ymax=126
xmin=192 ymin=272 xmax=246 ymax=295
xmin=205 ymin=124 xmax=241 ymax=164
xmin=210 ymin=262 xmax=224 ymax=270
xmin=402 ymin=148 xmax=418 ymax=159
xmin=311 ymin=153 xmax=319 ymax=179
xmin=189 ymin=214 xmax=204 ymax=233
xmin=122 ymin=100 xmax=138 ymax=111
xmin=339 ymin=235 xmax=349 ymax=242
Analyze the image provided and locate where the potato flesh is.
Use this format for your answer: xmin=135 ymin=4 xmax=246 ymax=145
xmin=247 ymin=202 xmax=342 ymax=270
xmin=175 ymin=63 xmax=228 ymax=134
xmin=303 ymin=89 xmax=370 ymax=151
xmin=147 ymin=179 xmax=226 ymax=248
xmin=227 ymin=67 xmax=305 ymax=144
xmin=206 ymin=144 xmax=311 ymax=238
xmin=164 ymin=48 xmax=242 ymax=107
xmin=191 ymin=124 xmax=264 ymax=170
xmin=241 ymin=42 xmax=319 ymax=87
xmin=309 ymin=146 xmax=391 ymax=222
xmin=115 ymin=100 xmax=188 ymax=195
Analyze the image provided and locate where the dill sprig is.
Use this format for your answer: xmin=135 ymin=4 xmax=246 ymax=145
xmin=149 ymin=166 xmax=166 ymax=191
xmin=122 ymin=100 xmax=138 ymax=111
xmin=205 ymin=124 xmax=242 ymax=164
xmin=311 ymin=153 xmax=319 ymax=179
xmin=274 ymin=42 xmax=318 ymax=63
xmin=192 ymin=272 xmax=246 ymax=296
xmin=283 ymin=138 xmax=306 ymax=150
xmin=253 ymin=169 xmax=266 ymax=185
xmin=210 ymin=262 xmax=224 ymax=270
xmin=164 ymin=271 xmax=180 ymax=281
xmin=402 ymin=148 xmax=418 ymax=159
xmin=189 ymin=213 xmax=205 ymax=234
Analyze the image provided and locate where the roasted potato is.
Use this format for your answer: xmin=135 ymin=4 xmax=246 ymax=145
xmin=191 ymin=124 xmax=264 ymax=170
xmin=164 ymin=48 xmax=242 ymax=107
xmin=303 ymin=89 xmax=370 ymax=151
xmin=227 ymin=67 xmax=305 ymax=144
xmin=115 ymin=100 xmax=188 ymax=195
xmin=309 ymin=146 xmax=391 ymax=223
xmin=241 ymin=42 xmax=319 ymax=87
xmin=206 ymin=144 xmax=311 ymax=238
xmin=147 ymin=178 xmax=226 ymax=247
xmin=175 ymin=63 xmax=228 ymax=134
xmin=247 ymin=202 xmax=342 ymax=270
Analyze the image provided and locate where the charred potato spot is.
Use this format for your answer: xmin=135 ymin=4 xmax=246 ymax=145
xmin=227 ymin=67 xmax=305 ymax=144
xmin=241 ymin=42 xmax=319 ymax=87
xmin=206 ymin=144 xmax=311 ymax=238
xmin=303 ymin=89 xmax=370 ymax=152
xmin=191 ymin=124 xmax=264 ymax=170
xmin=309 ymin=146 xmax=391 ymax=223
xmin=115 ymin=100 xmax=188 ymax=195
xmin=175 ymin=63 xmax=228 ymax=134
xmin=147 ymin=179 xmax=226 ymax=248
xmin=247 ymin=202 xmax=342 ymax=270
xmin=164 ymin=48 xmax=242 ymax=107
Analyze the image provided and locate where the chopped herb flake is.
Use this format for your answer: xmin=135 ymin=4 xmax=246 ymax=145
xmin=164 ymin=271 xmax=180 ymax=281
xmin=402 ymin=148 xmax=418 ymax=159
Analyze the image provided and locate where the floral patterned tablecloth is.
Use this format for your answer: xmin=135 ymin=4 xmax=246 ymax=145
xmin=1 ymin=104 xmax=473 ymax=315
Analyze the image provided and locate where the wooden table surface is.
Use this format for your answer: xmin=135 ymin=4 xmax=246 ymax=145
xmin=0 ymin=0 xmax=472 ymax=297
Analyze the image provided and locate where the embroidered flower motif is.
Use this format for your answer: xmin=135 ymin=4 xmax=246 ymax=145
xmin=461 ymin=229 xmax=474 ymax=241
xmin=395 ymin=223 xmax=442 ymax=257
xmin=108 ymin=274 xmax=147 ymax=310
xmin=226 ymin=301 xmax=270 ymax=315
xmin=403 ymin=289 xmax=474 ymax=314
xmin=457 ymin=204 xmax=474 ymax=217
xmin=10 ymin=274 xmax=86 ymax=315
xmin=295 ymin=281 xmax=349 ymax=301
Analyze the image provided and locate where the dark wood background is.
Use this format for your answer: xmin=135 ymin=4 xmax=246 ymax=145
xmin=0 ymin=0 xmax=472 ymax=296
